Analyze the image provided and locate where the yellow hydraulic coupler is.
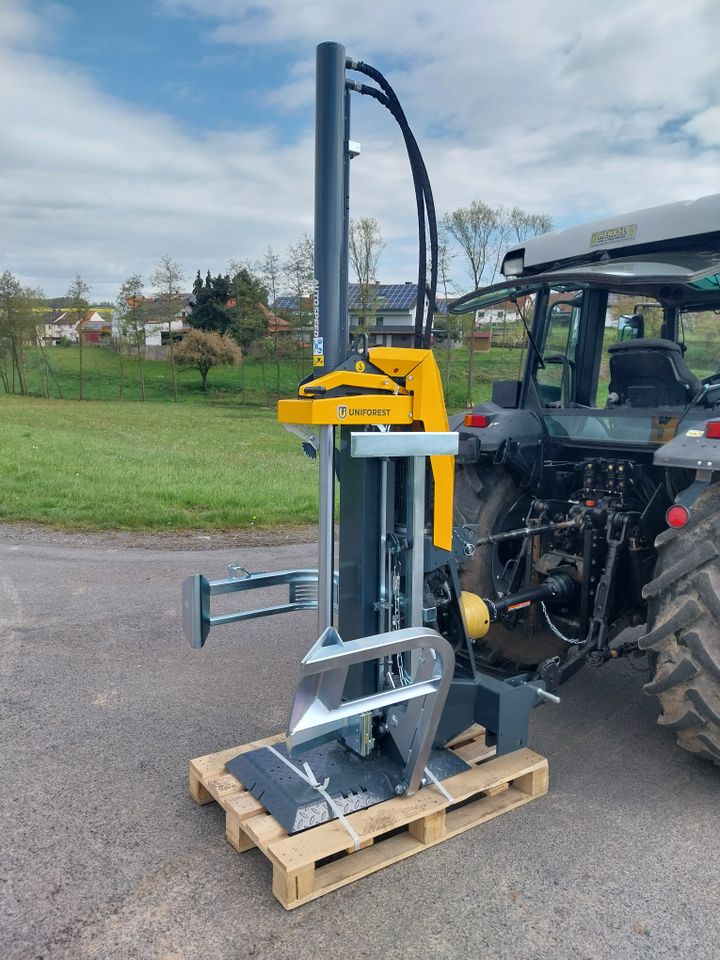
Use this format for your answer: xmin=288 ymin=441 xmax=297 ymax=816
xmin=460 ymin=591 xmax=491 ymax=639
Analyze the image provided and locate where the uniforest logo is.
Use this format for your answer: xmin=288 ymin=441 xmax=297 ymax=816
xmin=337 ymin=404 xmax=391 ymax=420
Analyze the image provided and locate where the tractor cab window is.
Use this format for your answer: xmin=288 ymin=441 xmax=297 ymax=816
xmin=681 ymin=309 xmax=720 ymax=380
xmin=536 ymin=289 xmax=583 ymax=406
xmin=595 ymin=296 xmax=664 ymax=404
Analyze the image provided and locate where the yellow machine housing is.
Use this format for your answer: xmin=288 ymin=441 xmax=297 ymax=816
xmin=278 ymin=347 xmax=455 ymax=550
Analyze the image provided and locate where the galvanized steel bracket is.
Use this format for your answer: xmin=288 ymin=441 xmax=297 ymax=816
xmin=287 ymin=625 xmax=455 ymax=794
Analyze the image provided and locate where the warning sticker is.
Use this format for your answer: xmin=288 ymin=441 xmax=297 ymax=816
xmin=313 ymin=337 xmax=324 ymax=355
xmin=313 ymin=279 xmax=320 ymax=336
xmin=313 ymin=354 xmax=324 ymax=368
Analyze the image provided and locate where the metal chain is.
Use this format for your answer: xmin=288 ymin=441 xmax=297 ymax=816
xmin=540 ymin=601 xmax=585 ymax=645
xmin=391 ymin=555 xmax=401 ymax=630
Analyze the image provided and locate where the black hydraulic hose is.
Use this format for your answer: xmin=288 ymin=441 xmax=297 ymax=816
xmin=358 ymin=64 xmax=438 ymax=349
xmin=349 ymin=82 xmax=427 ymax=345
xmin=348 ymin=60 xmax=438 ymax=348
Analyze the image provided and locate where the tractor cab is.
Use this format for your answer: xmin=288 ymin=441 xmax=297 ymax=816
xmin=451 ymin=193 xmax=720 ymax=447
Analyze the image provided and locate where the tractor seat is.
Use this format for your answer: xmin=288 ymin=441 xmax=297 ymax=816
xmin=608 ymin=338 xmax=701 ymax=407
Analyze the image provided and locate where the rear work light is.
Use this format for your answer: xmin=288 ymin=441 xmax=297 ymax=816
xmin=705 ymin=420 xmax=720 ymax=439
xmin=666 ymin=505 xmax=690 ymax=529
xmin=464 ymin=414 xmax=489 ymax=428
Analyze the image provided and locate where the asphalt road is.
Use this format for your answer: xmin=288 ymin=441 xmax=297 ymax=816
xmin=1 ymin=531 xmax=718 ymax=960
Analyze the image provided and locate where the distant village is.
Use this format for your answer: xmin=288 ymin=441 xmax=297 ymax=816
xmin=39 ymin=283 xmax=516 ymax=357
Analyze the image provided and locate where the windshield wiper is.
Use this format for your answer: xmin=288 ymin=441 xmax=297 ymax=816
xmin=511 ymin=295 xmax=545 ymax=369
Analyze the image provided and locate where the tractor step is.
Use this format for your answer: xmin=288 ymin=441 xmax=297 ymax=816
xmin=188 ymin=726 xmax=549 ymax=910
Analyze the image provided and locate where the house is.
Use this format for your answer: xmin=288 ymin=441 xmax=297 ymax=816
xmin=474 ymin=302 xmax=521 ymax=326
xmin=225 ymin=300 xmax=291 ymax=336
xmin=40 ymin=308 xmax=112 ymax=345
xmin=259 ymin=302 xmax=291 ymax=335
xmin=113 ymin=294 xmax=192 ymax=356
xmin=78 ymin=310 xmax=113 ymax=344
xmin=273 ymin=294 xmax=314 ymax=334
xmin=41 ymin=309 xmax=78 ymax=345
xmin=274 ymin=283 xmax=445 ymax=348
xmin=348 ymin=282 xmax=444 ymax=347
xmin=463 ymin=329 xmax=493 ymax=352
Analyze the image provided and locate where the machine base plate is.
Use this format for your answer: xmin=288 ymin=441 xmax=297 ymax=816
xmin=227 ymin=740 xmax=469 ymax=834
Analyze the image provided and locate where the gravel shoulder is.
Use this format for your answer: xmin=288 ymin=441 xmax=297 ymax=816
xmin=0 ymin=521 xmax=318 ymax=551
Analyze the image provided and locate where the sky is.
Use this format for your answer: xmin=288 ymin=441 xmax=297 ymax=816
xmin=1 ymin=0 xmax=719 ymax=300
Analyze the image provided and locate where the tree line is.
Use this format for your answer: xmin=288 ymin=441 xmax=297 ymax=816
xmin=0 ymin=199 xmax=552 ymax=404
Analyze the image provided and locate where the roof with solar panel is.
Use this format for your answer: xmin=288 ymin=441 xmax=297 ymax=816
xmin=274 ymin=283 xmax=448 ymax=315
xmin=347 ymin=282 xmax=418 ymax=311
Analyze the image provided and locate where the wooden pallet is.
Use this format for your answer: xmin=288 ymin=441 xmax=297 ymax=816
xmin=189 ymin=725 xmax=548 ymax=909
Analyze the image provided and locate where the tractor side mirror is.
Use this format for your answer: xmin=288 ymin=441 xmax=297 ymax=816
xmin=618 ymin=314 xmax=644 ymax=341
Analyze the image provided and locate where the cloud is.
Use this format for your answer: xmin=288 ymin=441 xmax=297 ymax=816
xmin=1 ymin=0 xmax=719 ymax=298
xmin=0 ymin=0 xmax=44 ymax=46
xmin=0 ymin=12 xmax=316 ymax=297
xmin=684 ymin=106 xmax=720 ymax=147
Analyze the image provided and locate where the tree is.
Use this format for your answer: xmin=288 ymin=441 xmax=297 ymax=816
xmin=188 ymin=271 xmax=233 ymax=333
xmin=442 ymin=201 xmax=552 ymax=404
xmin=174 ymin=328 xmax=241 ymax=391
xmin=505 ymin=208 xmax=553 ymax=374
xmin=436 ymin=236 xmax=458 ymax=393
xmin=150 ymin=255 xmax=185 ymax=402
xmin=227 ymin=261 xmax=268 ymax=402
xmin=0 ymin=271 xmax=39 ymax=395
xmin=116 ymin=274 xmax=146 ymax=401
xmin=66 ymin=274 xmax=90 ymax=400
xmin=226 ymin=262 xmax=267 ymax=349
xmin=348 ymin=216 xmax=386 ymax=330
xmin=441 ymin=202 xmax=500 ymax=406
xmin=259 ymin=246 xmax=283 ymax=396
xmin=283 ymin=233 xmax=314 ymax=374
xmin=442 ymin=201 xmax=499 ymax=292
xmin=508 ymin=208 xmax=553 ymax=244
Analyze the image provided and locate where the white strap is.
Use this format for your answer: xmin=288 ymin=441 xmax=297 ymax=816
xmin=266 ymin=745 xmax=361 ymax=851
xmin=423 ymin=765 xmax=454 ymax=802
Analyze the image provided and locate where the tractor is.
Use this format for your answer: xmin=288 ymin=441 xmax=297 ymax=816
xmin=451 ymin=196 xmax=720 ymax=763
xmin=184 ymin=45 xmax=719 ymax=844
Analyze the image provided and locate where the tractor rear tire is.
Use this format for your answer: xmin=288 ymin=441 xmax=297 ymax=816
xmin=454 ymin=464 xmax=565 ymax=668
xmin=642 ymin=483 xmax=720 ymax=763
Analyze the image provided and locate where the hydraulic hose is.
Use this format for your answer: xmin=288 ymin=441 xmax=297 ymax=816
xmin=350 ymin=82 xmax=427 ymax=343
xmin=356 ymin=64 xmax=438 ymax=349
xmin=347 ymin=60 xmax=438 ymax=349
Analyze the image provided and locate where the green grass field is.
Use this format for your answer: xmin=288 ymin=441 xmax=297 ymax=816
xmin=1 ymin=342 xmax=525 ymax=531
xmin=22 ymin=343 xmax=308 ymax=405
xmin=19 ymin=342 xmax=525 ymax=409
xmin=0 ymin=397 xmax=317 ymax=530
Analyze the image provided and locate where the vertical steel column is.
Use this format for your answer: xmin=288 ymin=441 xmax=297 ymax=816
xmin=313 ymin=42 xmax=346 ymax=631
xmin=313 ymin=41 xmax=346 ymax=377
xmin=407 ymin=457 xmax=426 ymax=628
xmin=317 ymin=424 xmax=335 ymax=632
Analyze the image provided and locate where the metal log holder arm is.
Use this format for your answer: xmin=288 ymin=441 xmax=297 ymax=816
xmin=181 ymin=42 xmax=556 ymax=836
xmin=182 ymin=568 xmax=339 ymax=651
